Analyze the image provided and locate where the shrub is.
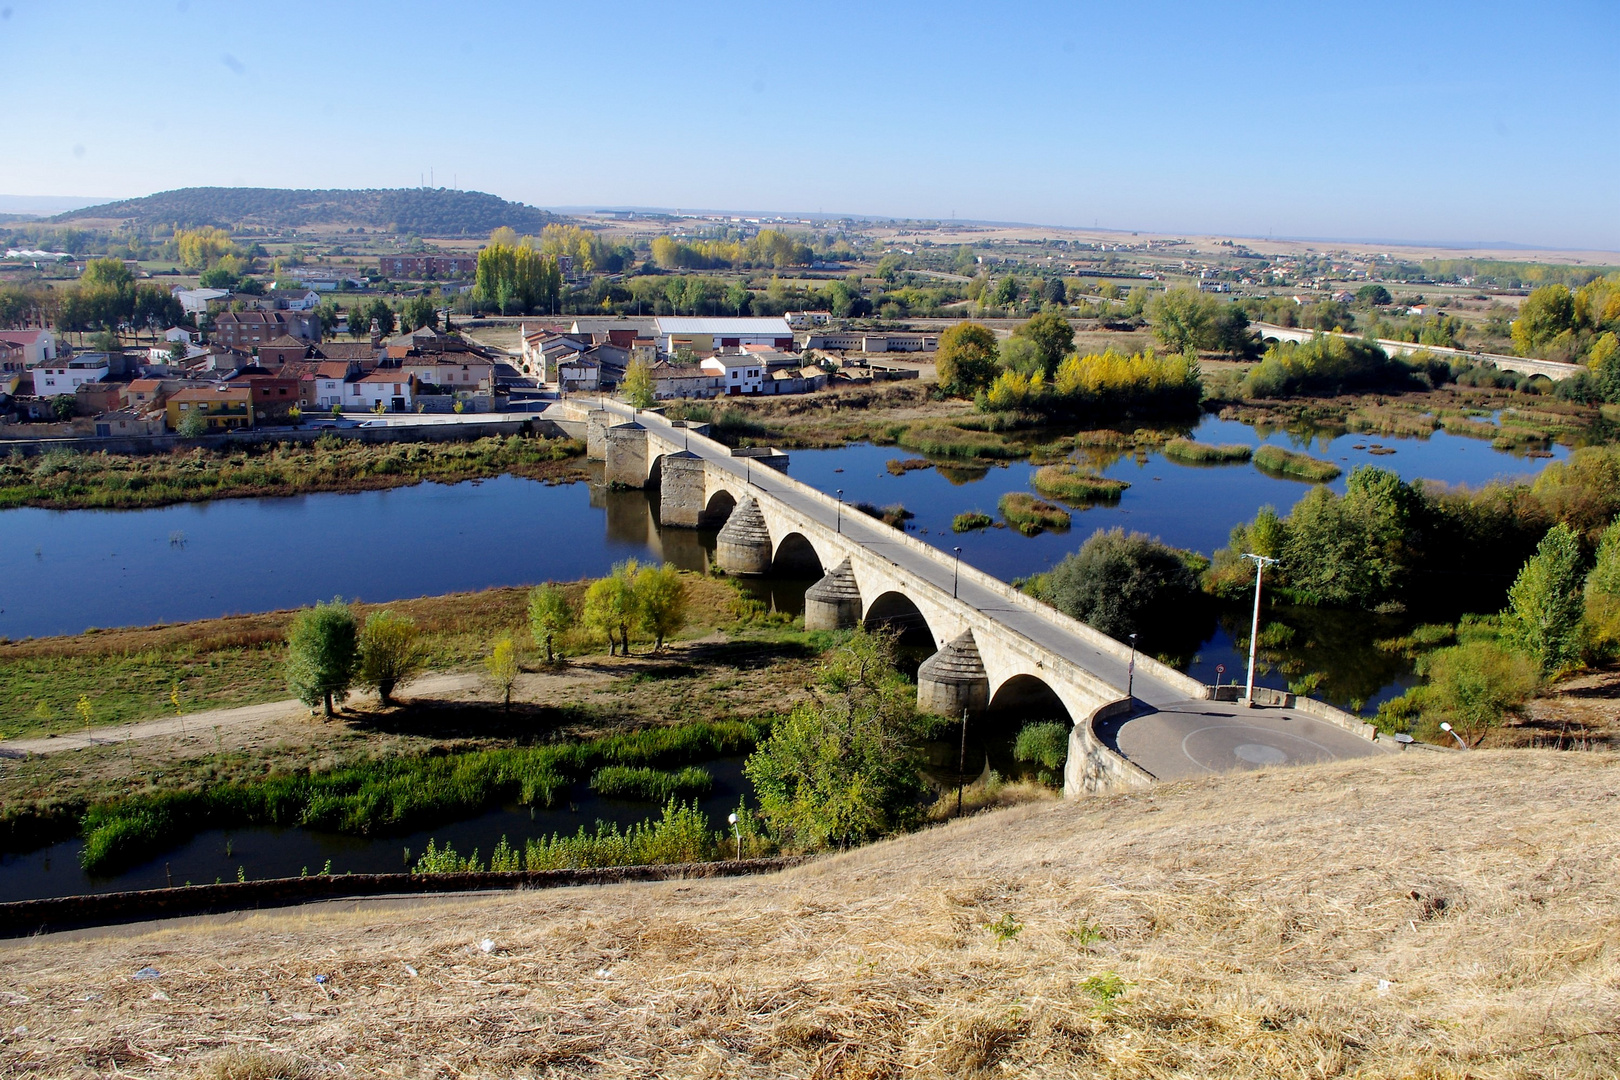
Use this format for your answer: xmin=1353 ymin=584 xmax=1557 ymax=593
xmin=590 ymin=765 xmax=713 ymax=802
xmin=1253 ymin=445 xmax=1342 ymax=483
xmin=1027 ymin=528 xmax=1201 ymax=640
xmin=1032 ymin=464 xmax=1130 ymax=503
xmin=1013 ymin=721 xmax=1069 ymax=785
xmin=1162 ymin=439 xmax=1252 ymax=465
xmin=744 ymin=630 xmax=939 ymax=851
xmin=1419 ymin=640 xmax=1538 ymax=745
xmin=952 ymin=511 xmax=993 ymax=532
xmin=1243 ymin=335 xmax=1405 ymax=397
xmin=998 ymin=492 xmax=1070 ymax=535
xmin=896 ymin=422 xmax=1019 ymax=459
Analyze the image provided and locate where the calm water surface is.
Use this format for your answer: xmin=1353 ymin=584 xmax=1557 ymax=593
xmin=0 ymin=415 xmax=1569 ymax=898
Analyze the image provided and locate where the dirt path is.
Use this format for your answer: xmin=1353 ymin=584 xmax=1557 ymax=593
xmin=0 ymin=671 xmax=486 ymax=759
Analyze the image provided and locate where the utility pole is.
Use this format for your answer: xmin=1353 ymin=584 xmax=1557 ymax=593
xmin=953 ymin=546 xmax=962 ymax=598
xmin=836 ymin=489 xmax=843 ymax=533
xmin=1241 ymin=553 xmax=1277 ymax=708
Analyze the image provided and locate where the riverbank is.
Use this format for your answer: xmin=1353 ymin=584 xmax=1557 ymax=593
xmin=0 ymin=578 xmax=823 ymax=858
xmin=0 ymin=574 xmax=764 ymax=739
xmin=0 ymin=432 xmax=586 ymax=510
xmin=3 ymin=749 xmax=1613 ymax=1078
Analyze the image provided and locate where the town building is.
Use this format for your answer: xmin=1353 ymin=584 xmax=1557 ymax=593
xmin=649 ymin=361 xmax=722 ymax=400
xmin=556 ymin=354 xmax=600 ymax=392
xmin=265 ymin=288 xmax=322 ymax=311
xmin=700 ymin=354 xmax=765 ymax=395
xmin=400 ymin=354 xmax=494 ymax=390
xmin=230 ymin=371 xmax=301 ymax=423
xmin=166 ymin=385 xmax=254 ymax=431
xmin=172 ymin=287 xmax=231 ymax=317
xmin=656 ymin=316 xmax=794 ymax=353
xmin=33 ymin=354 xmax=110 ymax=394
xmin=75 ymin=410 xmax=165 ymax=437
xmin=0 ymin=329 xmax=57 ymax=366
xmin=257 ymin=334 xmax=313 ymax=368
xmin=211 ymin=310 xmax=319 ymax=348
xmin=377 ymin=254 xmax=478 ymax=279
xmin=785 ymin=310 xmax=833 ymax=329
xmin=74 ymin=381 xmax=125 ymax=416
xmin=353 ymin=369 xmax=413 ymax=412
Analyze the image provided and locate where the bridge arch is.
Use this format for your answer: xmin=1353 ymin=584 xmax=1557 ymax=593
xmin=987 ymin=674 xmax=1074 ymax=727
xmin=863 ymin=590 xmax=938 ymax=650
xmin=646 ymin=453 xmax=665 ymax=488
xmin=700 ymin=489 xmax=736 ymax=528
xmin=772 ymin=532 xmax=824 ymax=577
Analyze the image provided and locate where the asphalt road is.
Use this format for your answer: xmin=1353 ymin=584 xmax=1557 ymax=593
xmin=1100 ymin=699 xmax=1389 ymax=781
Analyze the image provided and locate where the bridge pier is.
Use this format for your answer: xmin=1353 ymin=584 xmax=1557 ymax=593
xmin=585 ymin=409 xmax=612 ymax=459
xmin=658 ymin=451 xmax=708 ymax=526
xmin=716 ymin=497 xmax=773 ymax=575
xmin=603 ymin=423 xmax=648 ymax=488
xmin=916 ymin=630 xmax=990 ymax=719
xmin=804 ymin=558 xmax=862 ymax=630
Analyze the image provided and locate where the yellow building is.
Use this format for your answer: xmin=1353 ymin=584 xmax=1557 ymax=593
xmin=166 ymin=385 xmax=254 ymax=431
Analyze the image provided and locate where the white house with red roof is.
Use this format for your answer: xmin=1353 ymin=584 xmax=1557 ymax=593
xmin=0 ymin=329 xmax=56 ymax=366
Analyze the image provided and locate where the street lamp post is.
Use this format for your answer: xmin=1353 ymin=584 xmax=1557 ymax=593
xmin=953 ymin=546 xmax=962 ymax=598
xmin=1127 ymin=632 xmax=1137 ymax=700
xmin=836 ymin=489 xmax=844 ymax=533
xmin=727 ymin=812 xmax=741 ymax=859
xmin=1241 ymin=553 xmax=1278 ymax=708
xmin=1439 ymin=722 xmax=1468 ymax=750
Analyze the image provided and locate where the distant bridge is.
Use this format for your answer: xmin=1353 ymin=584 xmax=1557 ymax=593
xmin=550 ymin=400 xmax=1384 ymax=793
xmin=1253 ymin=322 xmax=1583 ymax=382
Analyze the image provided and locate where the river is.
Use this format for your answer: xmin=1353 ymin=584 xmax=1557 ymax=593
xmin=0 ymin=415 xmax=1567 ymax=899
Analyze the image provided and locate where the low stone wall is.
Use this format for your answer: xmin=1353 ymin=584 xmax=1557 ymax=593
xmin=0 ymin=857 xmax=809 ymax=938
xmin=0 ymin=419 xmax=572 ymax=457
xmin=1065 ymin=698 xmax=1156 ymax=796
xmin=1210 ymin=684 xmax=1378 ymax=740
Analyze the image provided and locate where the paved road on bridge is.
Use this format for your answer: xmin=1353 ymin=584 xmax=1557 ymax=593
xmin=590 ymin=401 xmax=1388 ymax=779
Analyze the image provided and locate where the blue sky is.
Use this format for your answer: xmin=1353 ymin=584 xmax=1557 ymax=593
xmin=2 ymin=0 xmax=1617 ymax=249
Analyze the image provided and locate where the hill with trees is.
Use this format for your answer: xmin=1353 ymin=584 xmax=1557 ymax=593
xmin=51 ymin=187 xmax=560 ymax=235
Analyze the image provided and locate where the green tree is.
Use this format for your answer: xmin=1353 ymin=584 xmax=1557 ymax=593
xmin=1042 ymin=276 xmax=1067 ymax=305
xmin=583 ymin=560 xmax=642 ymax=655
xmin=1011 ymin=310 xmax=1074 ymax=374
xmin=935 ymin=321 xmax=1000 ymax=397
xmin=357 ymin=609 xmax=425 ymax=706
xmin=314 ymin=300 xmax=342 ymax=339
xmin=1512 ymin=284 xmax=1576 ymax=356
xmin=485 ymin=635 xmax=520 ymax=710
xmin=1506 ymin=522 xmax=1587 ymax=674
xmin=991 ymin=275 xmax=1021 ymax=308
xmin=1356 ymin=284 xmax=1393 ymax=306
xmin=527 ymin=583 xmax=575 ymax=663
xmin=80 ymin=257 xmax=134 ymax=291
xmin=1032 ymin=528 xmax=1201 ymax=642
xmin=998 ymin=335 xmax=1045 ymax=377
xmin=286 ymin=598 xmax=359 ymax=717
xmin=621 ymin=358 xmax=655 ymax=409
xmin=399 ymin=295 xmax=437 ymax=332
xmin=1583 ymin=518 xmax=1620 ymax=656
xmin=634 ymin=563 xmax=688 ymax=650
xmin=1280 ymin=466 xmax=1422 ymax=608
xmin=176 ymin=407 xmax=209 ymax=437
xmin=744 ymin=630 xmax=938 ymax=851
xmin=1147 ymin=287 xmax=1220 ymax=353
xmin=1421 ymin=641 xmax=1537 ymax=746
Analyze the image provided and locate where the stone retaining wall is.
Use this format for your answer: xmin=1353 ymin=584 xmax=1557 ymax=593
xmin=1065 ymin=698 xmax=1156 ymax=795
xmin=0 ymin=857 xmax=809 ymax=938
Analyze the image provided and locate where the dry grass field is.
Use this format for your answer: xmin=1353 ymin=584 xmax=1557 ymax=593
xmin=2 ymin=749 xmax=1616 ymax=1079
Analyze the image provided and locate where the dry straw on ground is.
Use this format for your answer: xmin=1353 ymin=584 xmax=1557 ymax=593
xmin=2 ymin=749 xmax=1617 ymax=1078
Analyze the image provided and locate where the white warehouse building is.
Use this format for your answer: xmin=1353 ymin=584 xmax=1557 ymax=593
xmin=655 ymin=317 xmax=794 ymax=354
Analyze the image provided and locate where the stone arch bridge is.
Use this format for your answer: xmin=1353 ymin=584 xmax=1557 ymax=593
xmin=552 ymin=400 xmax=1383 ymax=793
